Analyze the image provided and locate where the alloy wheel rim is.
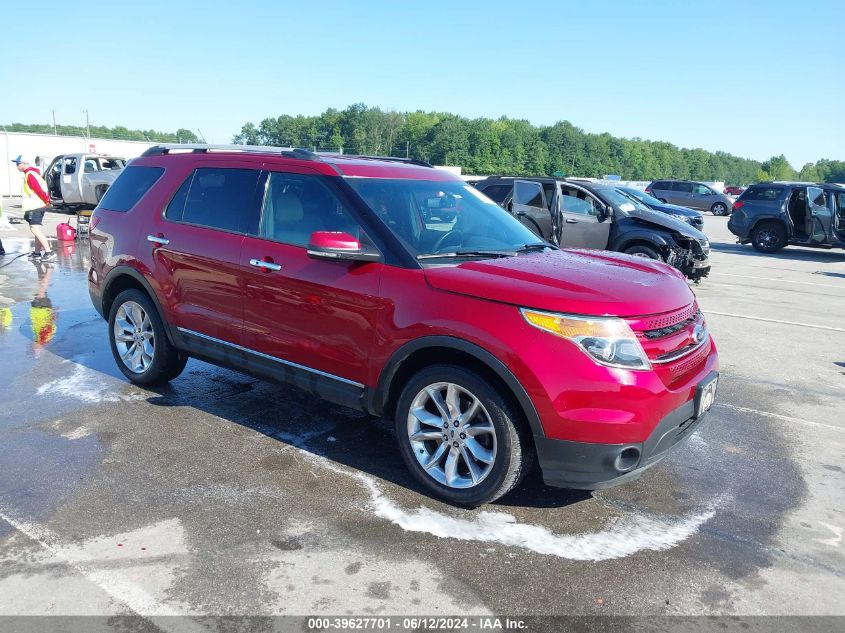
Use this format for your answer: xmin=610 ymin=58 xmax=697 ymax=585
xmin=407 ymin=382 xmax=497 ymax=489
xmin=715 ymin=204 xmax=726 ymax=215
xmin=758 ymin=229 xmax=777 ymax=247
xmin=113 ymin=301 xmax=155 ymax=374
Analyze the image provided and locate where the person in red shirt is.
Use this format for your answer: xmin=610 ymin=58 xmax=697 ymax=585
xmin=12 ymin=155 xmax=55 ymax=262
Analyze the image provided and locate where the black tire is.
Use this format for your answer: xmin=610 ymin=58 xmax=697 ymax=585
xmin=108 ymin=289 xmax=188 ymax=386
xmin=711 ymin=202 xmax=729 ymax=216
xmin=624 ymin=244 xmax=662 ymax=260
xmin=395 ymin=364 xmax=532 ymax=507
xmin=751 ymin=221 xmax=787 ymax=253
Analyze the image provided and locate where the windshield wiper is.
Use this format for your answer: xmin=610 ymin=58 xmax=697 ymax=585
xmin=416 ymin=250 xmax=516 ymax=260
xmin=515 ymin=242 xmax=554 ymax=253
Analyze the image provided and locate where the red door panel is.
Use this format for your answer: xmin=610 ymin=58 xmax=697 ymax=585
xmin=240 ymin=237 xmax=383 ymax=386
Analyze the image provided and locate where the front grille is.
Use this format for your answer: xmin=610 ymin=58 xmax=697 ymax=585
xmin=644 ymin=311 xmax=701 ymax=339
xmin=668 ymin=338 xmax=712 ymax=381
xmin=636 ymin=302 xmax=698 ymax=331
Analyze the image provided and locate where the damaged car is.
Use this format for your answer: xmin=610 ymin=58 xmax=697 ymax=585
xmin=475 ymin=177 xmax=711 ymax=281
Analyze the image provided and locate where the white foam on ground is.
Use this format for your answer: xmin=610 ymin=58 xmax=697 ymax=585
xmin=61 ymin=425 xmax=92 ymax=440
xmin=356 ymin=475 xmax=721 ymax=561
xmin=37 ymin=363 xmax=146 ymax=404
xmin=37 ymin=365 xmax=121 ymax=403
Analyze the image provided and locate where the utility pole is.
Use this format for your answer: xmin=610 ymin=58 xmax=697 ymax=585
xmin=406 ymin=141 xmax=410 ymax=159
xmin=52 ymin=110 xmax=57 ymax=135
xmin=83 ymin=109 xmax=90 ymax=138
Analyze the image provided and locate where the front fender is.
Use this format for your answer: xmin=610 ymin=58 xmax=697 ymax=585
xmin=368 ymin=335 xmax=546 ymax=440
xmin=610 ymin=227 xmax=674 ymax=253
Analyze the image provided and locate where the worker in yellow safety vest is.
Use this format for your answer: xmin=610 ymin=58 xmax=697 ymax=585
xmin=12 ymin=155 xmax=55 ymax=262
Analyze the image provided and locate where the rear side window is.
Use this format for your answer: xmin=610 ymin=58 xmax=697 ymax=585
xmin=97 ymin=166 xmax=164 ymax=212
xmin=478 ymin=184 xmax=512 ymax=204
xmin=166 ymin=168 xmax=261 ymax=233
xmin=673 ymin=182 xmax=694 ymax=193
xmin=651 ymin=181 xmax=669 ymax=190
xmin=741 ymin=187 xmax=785 ymax=201
xmin=514 ymin=181 xmax=545 ymax=208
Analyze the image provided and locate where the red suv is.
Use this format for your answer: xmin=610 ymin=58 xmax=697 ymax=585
xmin=88 ymin=144 xmax=719 ymax=506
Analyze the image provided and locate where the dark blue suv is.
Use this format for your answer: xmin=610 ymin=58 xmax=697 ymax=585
xmin=728 ymin=182 xmax=845 ymax=253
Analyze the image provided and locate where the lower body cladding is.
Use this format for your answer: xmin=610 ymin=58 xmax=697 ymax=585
xmin=535 ymin=371 xmax=719 ymax=489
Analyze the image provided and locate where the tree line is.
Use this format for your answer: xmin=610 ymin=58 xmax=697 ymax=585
xmin=2 ymin=122 xmax=200 ymax=144
xmin=233 ymin=103 xmax=845 ymax=185
xmin=6 ymin=107 xmax=843 ymax=184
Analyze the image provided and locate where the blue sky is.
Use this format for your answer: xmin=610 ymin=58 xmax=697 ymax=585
xmin=1 ymin=0 xmax=841 ymax=168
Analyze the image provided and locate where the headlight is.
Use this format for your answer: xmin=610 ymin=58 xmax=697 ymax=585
xmin=670 ymin=213 xmax=692 ymax=223
xmin=521 ymin=309 xmax=651 ymax=370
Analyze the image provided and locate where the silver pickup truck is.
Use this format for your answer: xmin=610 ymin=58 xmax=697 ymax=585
xmin=44 ymin=154 xmax=126 ymax=209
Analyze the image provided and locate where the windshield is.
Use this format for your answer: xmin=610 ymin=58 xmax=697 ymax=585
xmin=599 ymin=188 xmax=649 ymax=214
xmin=345 ymin=178 xmax=544 ymax=258
xmin=620 ymin=187 xmax=663 ymax=207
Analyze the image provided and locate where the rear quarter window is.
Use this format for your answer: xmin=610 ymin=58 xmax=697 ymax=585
xmin=477 ymin=183 xmax=512 ymax=204
xmin=741 ymin=187 xmax=785 ymax=201
xmin=97 ymin=166 xmax=165 ymax=212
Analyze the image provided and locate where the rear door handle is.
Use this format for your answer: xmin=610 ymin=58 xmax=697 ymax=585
xmin=249 ymin=258 xmax=282 ymax=271
xmin=147 ymin=234 xmax=170 ymax=245
xmin=565 ymin=218 xmax=578 ymax=224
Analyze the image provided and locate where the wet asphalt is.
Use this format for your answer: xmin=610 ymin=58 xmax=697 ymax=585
xmin=0 ymin=215 xmax=843 ymax=624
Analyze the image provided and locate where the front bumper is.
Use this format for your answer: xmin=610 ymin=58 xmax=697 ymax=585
xmin=535 ymin=371 xmax=718 ymax=489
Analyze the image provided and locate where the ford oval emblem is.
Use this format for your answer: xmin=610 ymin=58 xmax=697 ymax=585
xmin=692 ymin=323 xmax=706 ymax=344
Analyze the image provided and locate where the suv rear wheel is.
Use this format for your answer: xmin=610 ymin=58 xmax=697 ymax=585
xmin=395 ymin=365 xmax=531 ymax=507
xmin=751 ymin=221 xmax=787 ymax=253
xmin=108 ymin=289 xmax=188 ymax=385
xmin=711 ymin=202 xmax=728 ymax=216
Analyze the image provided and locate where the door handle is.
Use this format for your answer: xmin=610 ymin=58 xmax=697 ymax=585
xmin=249 ymin=258 xmax=282 ymax=271
xmin=147 ymin=234 xmax=170 ymax=245
xmin=565 ymin=218 xmax=579 ymax=224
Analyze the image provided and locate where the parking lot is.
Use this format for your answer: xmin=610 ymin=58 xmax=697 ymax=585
xmin=0 ymin=212 xmax=843 ymax=624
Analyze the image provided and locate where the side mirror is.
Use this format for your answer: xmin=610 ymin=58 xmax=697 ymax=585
xmin=307 ymin=231 xmax=382 ymax=263
xmin=599 ymin=205 xmax=611 ymax=222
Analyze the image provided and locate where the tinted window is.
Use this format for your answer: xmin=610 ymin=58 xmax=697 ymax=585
xmin=651 ymin=181 xmax=669 ymax=190
xmin=164 ymin=173 xmax=193 ymax=222
xmin=64 ymin=157 xmax=77 ymax=175
xmin=478 ymin=184 xmax=511 ymax=204
xmin=97 ymin=166 xmax=165 ymax=212
xmin=673 ymin=182 xmax=694 ymax=193
xmin=834 ymin=192 xmax=845 ymax=218
xmin=179 ymin=168 xmax=260 ymax=233
xmin=742 ymin=187 xmax=784 ymax=201
xmin=514 ymin=181 xmax=545 ymax=208
xmin=560 ymin=187 xmax=600 ymax=216
xmin=808 ymin=187 xmax=826 ymax=207
xmin=260 ymin=172 xmax=364 ymax=247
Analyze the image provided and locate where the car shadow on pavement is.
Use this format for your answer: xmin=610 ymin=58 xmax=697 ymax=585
xmin=141 ymin=373 xmax=592 ymax=511
xmin=709 ymin=241 xmax=845 ymax=263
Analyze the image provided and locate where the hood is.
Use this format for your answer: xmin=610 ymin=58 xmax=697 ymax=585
xmin=649 ymin=202 xmax=702 ymax=217
xmin=423 ymin=249 xmax=695 ymax=317
xmin=624 ymin=206 xmax=708 ymax=240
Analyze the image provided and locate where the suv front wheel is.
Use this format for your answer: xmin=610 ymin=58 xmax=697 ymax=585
xmin=108 ymin=289 xmax=188 ymax=385
xmin=395 ymin=365 xmax=532 ymax=507
xmin=751 ymin=221 xmax=787 ymax=253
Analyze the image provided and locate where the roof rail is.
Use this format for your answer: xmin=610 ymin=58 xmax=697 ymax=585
xmin=338 ymin=154 xmax=434 ymax=168
xmin=141 ymin=143 xmax=319 ymax=160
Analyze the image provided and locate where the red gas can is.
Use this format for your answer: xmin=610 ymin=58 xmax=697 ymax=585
xmin=56 ymin=223 xmax=76 ymax=241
